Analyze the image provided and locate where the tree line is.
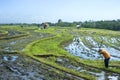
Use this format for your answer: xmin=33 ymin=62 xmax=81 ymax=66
xmin=55 ymin=19 xmax=120 ymax=31
xmin=0 ymin=19 xmax=120 ymax=31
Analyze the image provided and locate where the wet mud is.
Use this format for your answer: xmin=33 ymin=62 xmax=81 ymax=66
xmin=0 ymin=29 xmax=51 ymax=52
xmin=64 ymin=36 xmax=120 ymax=80
xmin=65 ymin=36 xmax=120 ymax=61
xmin=0 ymin=28 xmax=83 ymax=80
xmin=0 ymin=27 xmax=120 ymax=80
xmin=0 ymin=51 xmax=83 ymax=80
xmin=55 ymin=56 xmax=120 ymax=80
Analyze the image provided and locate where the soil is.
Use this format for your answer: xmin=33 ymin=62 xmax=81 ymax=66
xmin=0 ymin=28 xmax=83 ymax=80
xmin=65 ymin=36 xmax=120 ymax=80
xmin=0 ymin=51 xmax=83 ymax=80
xmin=0 ymin=27 xmax=120 ymax=80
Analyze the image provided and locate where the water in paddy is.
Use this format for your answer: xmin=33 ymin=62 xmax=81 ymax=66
xmin=0 ymin=30 xmax=51 ymax=52
xmin=68 ymin=65 xmax=120 ymax=80
xmin=65 ymin=36 xmax=120 ymax=80
xmin=65 ymin=36 xmax=120 ymax=61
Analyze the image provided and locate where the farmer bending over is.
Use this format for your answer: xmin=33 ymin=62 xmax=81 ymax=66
xmin=98 ymin=49 xmax=111 ymax=68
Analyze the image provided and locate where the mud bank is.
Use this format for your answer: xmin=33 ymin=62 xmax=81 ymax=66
xmin=54 ymin=56 xmax=120 ymax=80
xmin=64 ymin=36 xmax=120 ymax=80
xmin=0 ymin=51 xmax=83 ymax=80
xmin=0 ymin=29 xmax=51 ymax=52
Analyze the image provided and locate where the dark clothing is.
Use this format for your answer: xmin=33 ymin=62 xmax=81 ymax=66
xmin=104 ymin=58 xmax=110 ymax=68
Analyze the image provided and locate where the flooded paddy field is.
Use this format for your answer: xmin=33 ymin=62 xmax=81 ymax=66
xmin=0 ymin=51 xmax=82 ymax=80
xmin=0 ymin=27 xmax=82 ymax=80
xmin=0 ymin=27 xmax=85 ymax=80
xmin=0 ymin=26 xmax=120 ymax=80
xmin=65 ymin=36 xmax=120 ymax=61
xmin=0 ymin=27 xmax=51 ymax=52
xmin=54 ymin=56 xmax=120 ymax=80
xmin=64 ymin=35 xmax=120 ymax=80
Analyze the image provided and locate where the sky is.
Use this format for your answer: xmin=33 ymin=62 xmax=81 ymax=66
xmin=0 ymin=0 xmax=120 ymax=23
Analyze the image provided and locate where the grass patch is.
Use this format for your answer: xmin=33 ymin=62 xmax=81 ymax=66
xmin=24 ymin=27 xmax=120 ymax=79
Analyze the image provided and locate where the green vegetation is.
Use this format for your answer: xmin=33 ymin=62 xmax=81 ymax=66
xmin=1 ymin=19 xmax=120 ymax=31
xmin=24 ymin=27 xmax=120 ymax=80
xmin=1 ymin=25 xmax=120 ymax=79
xmin=0 ymin=30 xmax=8 ymax=36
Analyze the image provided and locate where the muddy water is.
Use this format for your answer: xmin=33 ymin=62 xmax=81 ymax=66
xmin=0 ymin=30 xmax=51 ymax=52
xmin=69 ymin=65 xmax=120 ymax=80
xmin=0 ymin=52 xmax=83 ymax=80
xmin=3 ymin=55 xmax=18 ymax=61
xmin=0 ymin=29 xmax=85 ymax=80
xmin=64 ymin=36 xmax=120 ymax=80
xmin=1 ymin=28 xmax=120 ymax=80
xmin=55 ymin=56 xmax=120 ymax=80
xmin=65 ymin=36 xmax=120 ymax=61
xmin=1 ymin=29 xmax=77 ymax=79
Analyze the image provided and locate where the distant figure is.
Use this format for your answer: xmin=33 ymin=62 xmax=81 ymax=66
xmin=42 ymin=22 xmax=49 ymax=29
xmin=76 ymin=25 xmax=81 ymax=29
xmin=73 ymin=36 xmax=80 ymax=45
xmin=38 ymin=22 xmax=49 ymax=30
xmin=98 ymin=49 xmax=111 ymax=68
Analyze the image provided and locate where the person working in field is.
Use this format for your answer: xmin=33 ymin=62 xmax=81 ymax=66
xmin=98 ymin=49 xmax=111 ymax=68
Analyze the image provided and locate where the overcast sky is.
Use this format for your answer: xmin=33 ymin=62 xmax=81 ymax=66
xmin=0 ymin=0 xmax=120 ymax=23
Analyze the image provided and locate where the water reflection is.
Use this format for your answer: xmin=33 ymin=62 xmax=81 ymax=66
xmin=65 ymin=37 xmax=120 ymax=61
xmin=3 ymin=56 xmax=18 ymax=61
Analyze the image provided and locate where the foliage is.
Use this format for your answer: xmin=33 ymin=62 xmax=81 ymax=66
xmin=1 ymin=19 xmax=120 ymax=30
xmin=81 ymin=20 xmax=120 ymax=31
xmin=24 ymin=27 xmax=120 ymax=80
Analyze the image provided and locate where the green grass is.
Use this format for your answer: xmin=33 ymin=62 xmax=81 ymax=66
xmin=26 ymin=27 xmax=73 ymax=55
xmin=79 ymin=28 xmax=120 ymax=37
xmin=0 ymin=30 xmax=8 ymax=37
xmin=23 ymin=27 xmax=120 ymax=79
xmin=24 ymin=27 xmax=96 ymax=79
xmin=29 ymin=55 xmax=95 ymax=80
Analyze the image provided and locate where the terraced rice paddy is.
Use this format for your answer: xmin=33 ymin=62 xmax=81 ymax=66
xmin=65 ymin=36 xmax=120 ymax=80
xmin=0 ymin=26 xmax=120 ymax=80
xmin=65 ymin=36 xmax=120 ymax=60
